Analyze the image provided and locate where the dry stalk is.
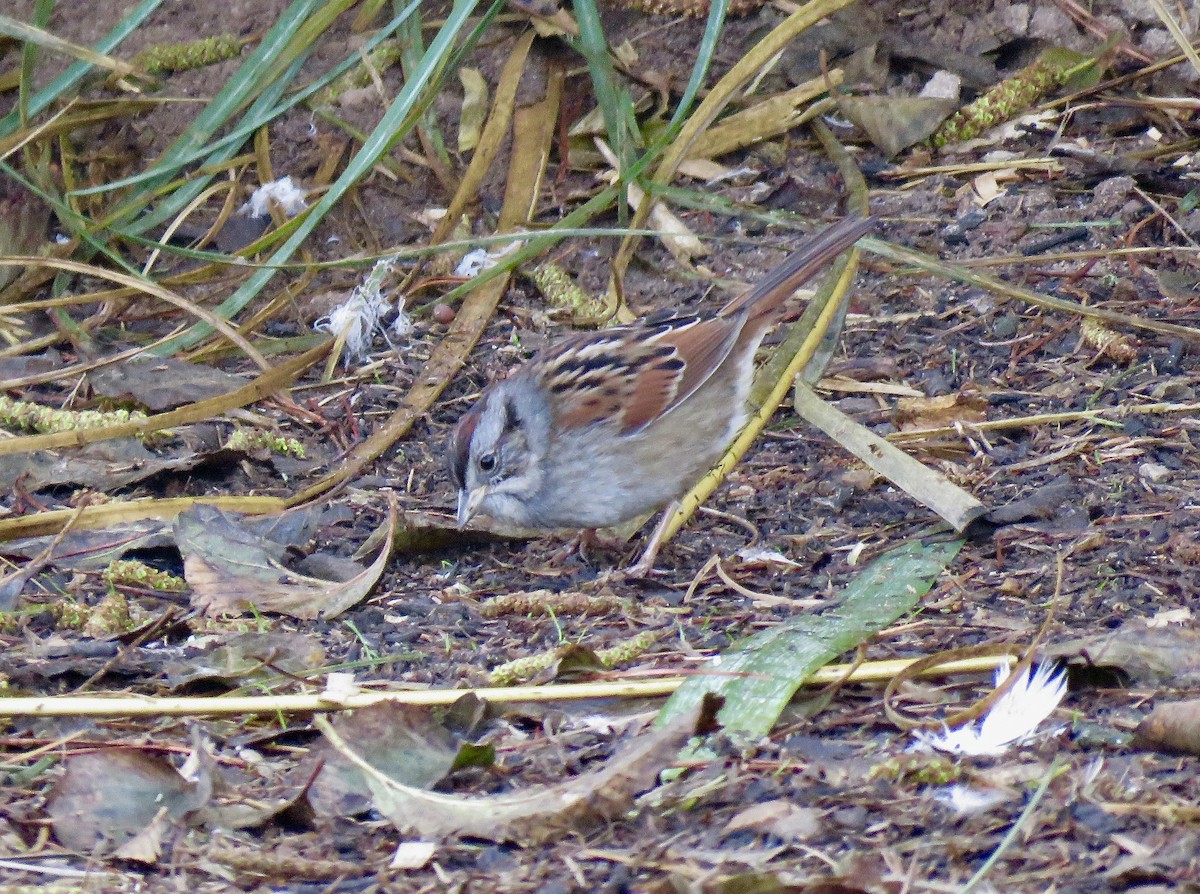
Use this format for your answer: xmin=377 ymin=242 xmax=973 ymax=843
xmin=0 ymin=653 xmax=1015 ymax=719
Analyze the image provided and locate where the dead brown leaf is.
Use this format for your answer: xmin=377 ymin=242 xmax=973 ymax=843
xmin=724 ymin=799 xmax=822 ymax=842
xmin=314 ymin=696 xmax=716 ymax=842
xmin=893 ymin=390 xmax=988 ymax=431
xmin=46 ymin=746 xmax=213 ymax=857
xmin=836 ymin=94 xmax=958 ymax=158
xmin=178 ymin=499 xmax=395 ymax=619
xmin=1133 ymin=699 xmax=1200 ymax=755
xmin=1047 ymin=622 xmax=1200 ymax=688
xmin=306 ymin=702 xmax=463 ymax=818
xmin=89 ymin=356 xmax=249 ymax=411
xmin=164 ymin=631 xmax=327 ymax=690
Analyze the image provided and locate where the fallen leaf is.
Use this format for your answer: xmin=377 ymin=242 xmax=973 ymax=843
xmin=368 ymin=509 xmax=537 ymax=558
xmin=111 ymin=808 xmax=170 ymax=864
xmin=986 ymin=474 xmax=1076 ymax=525
xmin=836 ymin=94 xmax=958 ymax=158
xmin=0 ymin=519 xmax=174 ymax=571
xmin=0 ymin=440 xmax=295 ymax=497
xmin=893 ymin=390 xmax=988 ymax=431
xmin=1147 ymin=608 xmax=1192 ymax=628
xmin=306 ymin=702 xmax=464 ymax=818
xmin=177 ymin=500 xmax=394 ymax=619
xmin=457 ymin=67 xmax=488 ymax=152
xmin=164 ymin=631 xmax=327 ymax=690
xmin=661 ymin=540 xmax=962 ymax=742
xmin=89 ymin=357 xmax=248 ymax=411
xmin=1047 ymin=623 xmax=1200 ymax=688
xmin=724 ymin=800 xmax=821 ymax=842
xmin=0 ymin=439 xmax=168 ymax=494
xmin=47 ymin=748 xmax=212 ymax=855
xmin=314 ymin=696 xmax=717 ymax=842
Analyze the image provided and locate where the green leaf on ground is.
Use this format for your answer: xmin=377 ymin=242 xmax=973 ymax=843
xmin=659 ymin=537 xmax=963 ymax=738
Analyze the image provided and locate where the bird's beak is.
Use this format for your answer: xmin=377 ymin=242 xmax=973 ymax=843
xmin=456 ymin=487 xmax=487 ymax=529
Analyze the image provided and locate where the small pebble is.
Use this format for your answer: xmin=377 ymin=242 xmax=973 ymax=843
xmin=1139 ymin=462 xmax=1171 ymax=484
xmin=991 ymin=313 xmax=1019 ymax=339
xmin=432 ymin=303 xmax=456 ymax=324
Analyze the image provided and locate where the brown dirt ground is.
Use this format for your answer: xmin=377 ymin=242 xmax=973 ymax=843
xmin=2 ymin=0 xmax=1200 ymax=890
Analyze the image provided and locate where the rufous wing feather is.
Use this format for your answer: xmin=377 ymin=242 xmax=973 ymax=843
xmin=618 ymin=316 xmax=742 ymax=433
xmin=545 ymin=315 xmax=744 ymax=436
xmin=544 ymin=217 xmax=875 ymax=437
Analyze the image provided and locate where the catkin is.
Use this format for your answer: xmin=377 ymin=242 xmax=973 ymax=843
xmin=134 ymin=35 xmax=243 ymax=75
xmin=932 ymin=56 xmax=1073 ymax=149
xmin=0 ymin=394 xmax=146 ymax=434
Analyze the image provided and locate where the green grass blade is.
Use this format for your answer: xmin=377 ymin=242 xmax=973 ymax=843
xmin=16 ymin=0 xmax=54 ymax=129
xmin=71 ymin=17 xmax=413 ymax=201
xmin=397 ymin=9 xmax=452 ymax=173
xmin=571 ymin=0 xmax=639 ymax=171
xmin=149 ymin=0 xmax=487 ymax=356
xmin=103 ymin=0 xmax=336 ymax=232
xmin=659 ymin=538 xmax=964 ymax=737
xmin=666 ymin=0 xmax=730 ymax=135
xmin=0 ymin=0 xmax=164 ymax=138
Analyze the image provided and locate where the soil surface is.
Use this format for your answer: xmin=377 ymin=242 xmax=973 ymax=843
xmin=2 ymin=0 xmax=1200 ymax=891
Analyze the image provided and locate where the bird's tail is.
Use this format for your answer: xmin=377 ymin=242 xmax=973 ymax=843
xmin=721 ymin=215 xmax=876 ymax=324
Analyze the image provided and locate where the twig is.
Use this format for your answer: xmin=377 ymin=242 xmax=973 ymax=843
xmin=887 ymin=401 xmax=1200 ymax=443
xmin=0 ymin=653 xmax=1019 ymax=719
xmin=863 ymin=237 xmax=1200 ymax=344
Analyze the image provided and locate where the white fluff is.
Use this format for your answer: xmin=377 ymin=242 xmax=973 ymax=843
xmin=243 ymin=176 xmax=308 ymax=218
xmin=315 ymin=257 xmax=409 ymax=363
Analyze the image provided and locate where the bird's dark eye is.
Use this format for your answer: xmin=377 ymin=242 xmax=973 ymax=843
xmin=478 ymin=452 xmax=497 ymax=473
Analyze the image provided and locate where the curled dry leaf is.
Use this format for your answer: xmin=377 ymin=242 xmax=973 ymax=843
xmin=178 ymin=499 xmax=395 ymax=619
xmin=47 ymin=747 xmax=213 ymax=857
xmin=314 ymin=696 xmax=716 ymax=843
xmin=1046 ymin=622 xmax=1200 ymax=688
xmin=112 ymin=808 xmax=171 ymax=864
xmin=457 ymin=67 xmax=488 ymax=152
xmin=1133 ymin=699 xmax=1200 ymax=756
xmin=686 ymin=72 xmax=843 ymax=161
xmin=893 ymin=390 xmax=988 ymax=431
xmin=358 ymin=509 xmax=538 ymax=559
xmin=306 ymin=702 xmax=463 ymax=818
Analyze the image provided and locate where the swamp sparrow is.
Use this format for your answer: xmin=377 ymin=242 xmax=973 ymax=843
xmin=447 ymin=216 xmax=875 ymax=571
